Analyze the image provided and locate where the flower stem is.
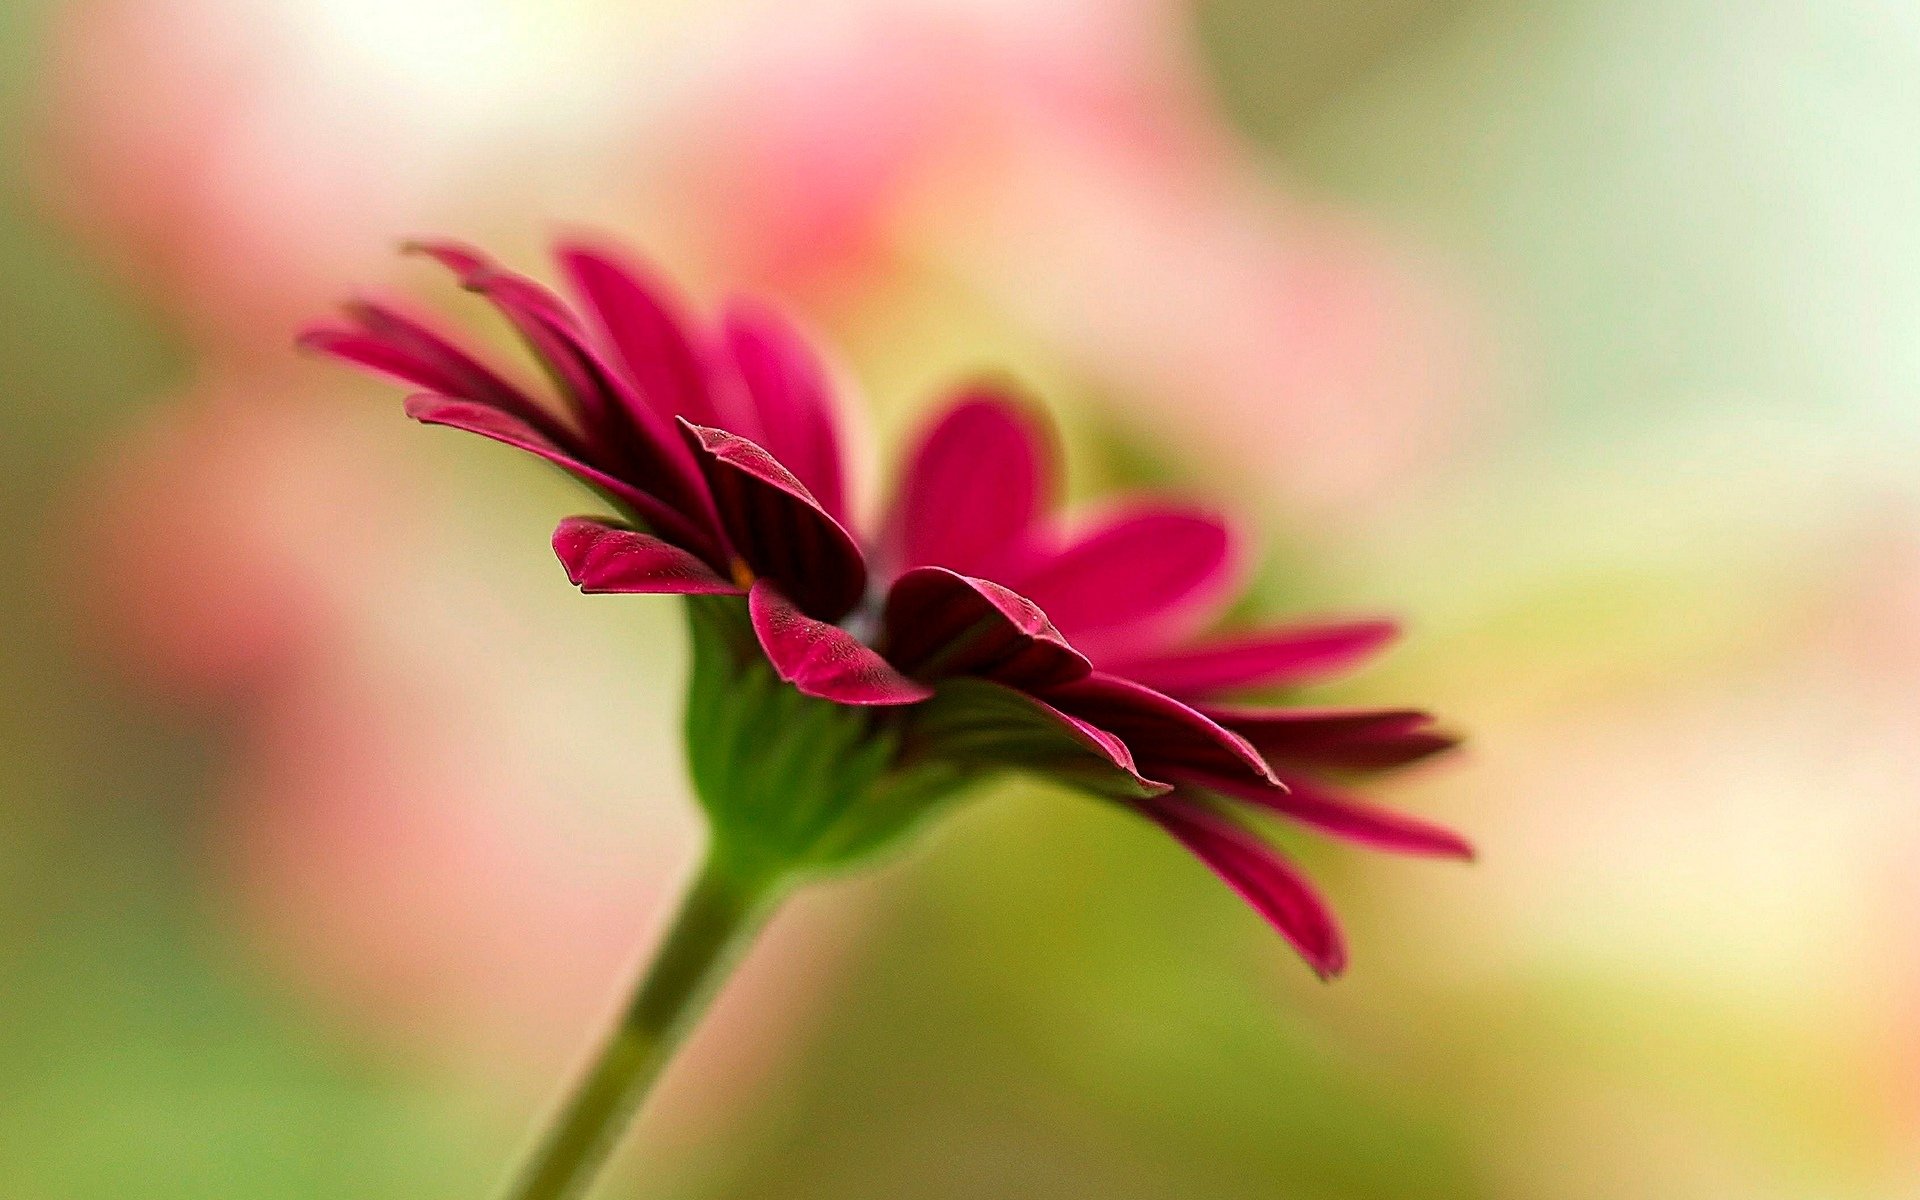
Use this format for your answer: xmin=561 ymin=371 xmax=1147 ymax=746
xmin=501 ymin=851 xmax=779 ymax=1200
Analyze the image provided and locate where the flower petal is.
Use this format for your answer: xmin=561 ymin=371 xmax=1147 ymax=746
xmin=299 ymin=318 xmax=565 ymax=446
xmin=1142 ymin=795 xmax=1348 ymax=978
xmin=882 ymin=567 xmax=1090 ymax=689
xmin=749 ymin=581 xmax=931 ymax=706
xmin=909 ymin=676 xmax=1167 ymax=800
xmin=1205 ymin=706 xmax=1460 ymax=772
xmin=408 ymin=239 xmax=714 ymax=522
xmin=881 ymin=387 xmax=1055 ymax=578
xmin=1194 ymin=771 xmax=1474 ymax=860
xmin=720 ymin=300 xmax=850 ymax=527
xmin=1003 ymin=504 xmax=1239 ymax=662
xmin=557 ymin=241 xmax=731 ymax=429
xmin=552 ymin=517 xmax=741 ymax=595
xmin=682 ymin=420 xmax=867 ymax=621
xmin=1106 ymin=619 xmax=1400 ymax=700
xmin=1043 ymin=672 xmax=1278 ymax=788
xmin=403 ymin=394 xmax=717 ymax=556
xmin=340 ymin=299 xmax=571 ymax=434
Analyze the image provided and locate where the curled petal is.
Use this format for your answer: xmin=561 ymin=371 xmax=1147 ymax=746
xmin=558 ymin=241 xmax=730 ymax=429
xmin=882 ymin=567 xmax=1090 ymax=689
xmin=1142 ymin=795 xmax=1348 ymax=978
xmin=403 ymin=394 xmax=716 ymax=556
xmin=552 ymin=517 xmax=740 ymax=595
xmin=749 ymin=582 xmax=931 ymax=706
xmin=682 ymin=420 xmax=867 ymax=621
xmin=1044 ymin=672 xmax=1278 ymax=789
xmin=1193 ymin=771 xmax=1475 ymax=861
xmin=1206 ymin=707 xmax=1460 ymax=772
xmin=720 ymin=300 xmax=849 ymax=526
xmin=1004 ymin=505 xmax=1238 ymax=662
xmin=909 ymin=677 xmax=1167 ymax=800
xmin=882 ymin=388 xmax=1055 ymax=577
xmin=1106 ymin=619 xmax=1400 ymax=700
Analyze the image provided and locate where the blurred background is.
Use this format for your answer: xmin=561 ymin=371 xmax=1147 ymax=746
xmin=3 ymin=0 xmax=1918 ymax=1196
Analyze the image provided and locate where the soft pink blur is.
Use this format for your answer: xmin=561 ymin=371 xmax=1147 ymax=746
xmin=47 ymin=0 xmax=1480 ymax=510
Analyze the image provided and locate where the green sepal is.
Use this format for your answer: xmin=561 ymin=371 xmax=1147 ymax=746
xmin=681 ymin=597 xmax=972 ymax=878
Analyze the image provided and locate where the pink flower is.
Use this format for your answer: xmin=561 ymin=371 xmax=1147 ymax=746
xmin=305 ymin=236 xmax=1469 ymax=977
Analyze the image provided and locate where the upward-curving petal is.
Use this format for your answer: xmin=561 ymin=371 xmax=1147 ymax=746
xmin=1001 ymin=504 xmax=1239 ymax=663
xmin=749 ymin=581 xmax=931 ymax=706
xmin=1042 ymin=672 xmax=1277 ymax=789
xmin=881 ymin=388 xmax=1055 ymax=579
xmin=682 ymin=421 xmax=867 ymax=621
xmin=403 ymin=394 xmax=717 ymax=557
xmin=557 ymin=241 xmax=730 ymax=429
xmin=1142 ymin=794 xmax=1347 ymax=978
xmin=882 ymin=567 xmax=1090 ymax=689
xmin=1106 ymin=619 xmax=1400 ymax=701
xmin=552 ymin=517 xmax=741 ymax=595
xmin=720 ymin=301 xmax=850 ymax=527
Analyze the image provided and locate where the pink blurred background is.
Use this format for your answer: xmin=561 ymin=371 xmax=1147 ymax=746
xmin=5 ymin=0 xmax=1918 ymax=1196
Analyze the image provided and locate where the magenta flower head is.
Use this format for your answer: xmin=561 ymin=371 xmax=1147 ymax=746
xmin=303 ymin=235 xmax=1468 ymax=1198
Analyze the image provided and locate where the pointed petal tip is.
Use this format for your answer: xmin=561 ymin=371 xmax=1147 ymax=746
xmin=1310 ymin=948 xmax=1350 ymax=981
xmin=401 ymin=238 xmax=508 ymax=294
xmin=1112 ymin=616 xmax=1407 ymax=699
xmin=1144 ymin=795 xmax=1348 ymax=976
xmin=293 ymin=323 xmax=342 ymax=354
xmin=1445 ymin=834 xmax=1479 ymax=864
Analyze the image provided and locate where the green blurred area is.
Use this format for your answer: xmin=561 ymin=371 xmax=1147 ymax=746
xmin=3 ymin=1 xmax=1917 ymax=1197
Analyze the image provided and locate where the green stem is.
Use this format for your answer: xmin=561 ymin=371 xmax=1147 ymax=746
xmin=501 ymin=851 xmax=780 ymax=1200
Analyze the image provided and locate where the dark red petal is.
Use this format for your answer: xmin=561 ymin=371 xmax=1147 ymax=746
xmin=881 ymin=387 xmax=1056 ymax=578
xmin=720 ymin=300 xmax=850 ymax=526
xmin=1205 ymin=706 xmax=1460 ymax=772
xmin=908 ymin=676 xmax=1168 ymax=800
xmin=404 ymin=394 xmax=716 ymax=557
xmin=302 ymin=306 xmax=577 ymax=450
xmin=1106 ymin=619 xmax=1400 ymax=700
xmin=882 ymin=567 xmax=1090 ymax=689
xmin=748 ymin=581 xmax=931 ymax=706
xmin=1142 ymin=795 xmax=1348 ymax=978
xmin=408 ymin=240 xmax=715 ymax=522
xmin=1044 ymin=672 xmax=1278 ymax=788
xmin=1002 ymin=504 xmax=1239 ymax=662
xmin=1194 ymin=771 xmax=1475 ymax=861
xmin=682 ymin=420 xmax=867 ymax=621
xmin=350 ymin=300 xmax=570 ymax=433
xmin=403 ymin=237 xmax=494 ymax=282
xmin=557 ymin=241 xmax=730 ymax=429
xmin=552 ymin=517 xmax=741 ymax=595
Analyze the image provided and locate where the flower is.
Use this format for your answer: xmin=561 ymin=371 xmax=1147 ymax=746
xmin=301 ymin=236 xmax=1469 ymax=977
